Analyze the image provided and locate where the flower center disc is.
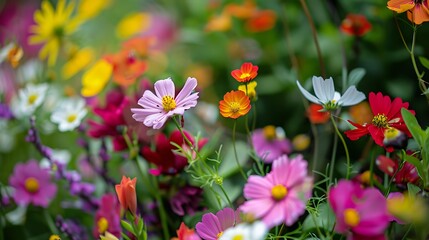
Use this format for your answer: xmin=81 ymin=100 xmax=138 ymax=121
xmin=28 ymin=94 xmax=38 ymax=105
xmin=67 ymin=114 xmax=77 ymax=123
xmin=344 ymin=208 xmax=360 ymax=227
xmin=229 ymin=102 xmax=241 ymax=113
xmin=232 ymin=234 xmax=244 ymax=240
xmin=263 ymin=125 xmax=277 ymax=141
xmin=162 ymin=96 xmax=176 ymax=112
xmin=25 ymin=177 xmax=40 ymax=193
xmin=240 ymin=73 xmax=251 ymax=80
xmin=98 ymin=217 xmax=109 ymax=234
xmin=271 ymin=184 xmax=287 ymax=201
xmin=372 ymin=114 xmax=389 ymax=128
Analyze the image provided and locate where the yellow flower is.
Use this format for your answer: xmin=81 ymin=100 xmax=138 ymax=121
xmin=49 ymin=235 xmax=61 ymax=240
xmin=238 ymin=81 xmax=257 ymax=101
xmin=62 ymin=48 xmax=94 ymax=79
xmin=76 ymin=0 xmax=110 ymax=20
xmin=387 ymin=192 xmax=427 ymax=224
xmin=29 ymin=0 xmax=81 ymax=66
xmin=116 ymin=13 xmax=151 ymax=39
xmin=100 ymin=232 xmax=119 ymax=240
xmin=81 ymin=59 xmax=113 ymax=97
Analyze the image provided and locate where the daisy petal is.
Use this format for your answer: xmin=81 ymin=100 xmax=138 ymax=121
xmin=296 ymin=80 xmax=320 ymax=104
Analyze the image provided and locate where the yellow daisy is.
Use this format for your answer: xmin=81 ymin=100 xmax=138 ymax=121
xmin=29 ymin=0 xmax=81 ymax=66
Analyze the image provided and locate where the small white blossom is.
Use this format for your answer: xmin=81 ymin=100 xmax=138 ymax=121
xmin=51 ymin=97 xmax=87 ymax=131
xmin=16 ymin=83 xmax=49 ymax=116
xmin=219 ymin=221 xmax=268 ymax=240
xmin=296 ymin=76 xmax=365 ymax=110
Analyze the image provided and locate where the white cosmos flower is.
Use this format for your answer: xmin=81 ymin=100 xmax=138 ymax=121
xmin=17 ymin=83 xmax=49 ymax=115
xmin=296 ymin=76 xmax=365 ymax=110
xmin=219 ymin=221 xmax=268 ymax=240
xmin=51 ymin=97 xmax=87 ymax=131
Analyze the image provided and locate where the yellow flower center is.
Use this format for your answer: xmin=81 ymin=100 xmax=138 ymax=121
xmin=67 ymin=114 xmax=77 ymax=123
xmin=162 ymin=95 xmax=176 ymax=112
xmin=232 ymin=235 xmax=244 ymax=240
xmin=49 ymin=234 xmax=61 ymax=240
xmin=25 ymin=177 xmax=40 ymax=193
xmin=372 ymin=114 xmax=389 ymax=128
xmin=240 ymin=73 xmax=251 ymax=79
xmin=359 ymin=170 xmax=372 ymax=185
xmin=344 ymin=208 xmax=360 ymax=227
xmin=217 ymin=231 xmax=223 ymax=238
xmin=98 ymin=217 xmax=109 ymax=234
xmin=263 ymin=125 xmax=277 ymax=140
xmin=271 ymin=184 xmax=287 ymax=201
xmin=28 ymin=94 xmax=38 ymax=105
xmin=229 ymin=102 xmax=241 ymax=113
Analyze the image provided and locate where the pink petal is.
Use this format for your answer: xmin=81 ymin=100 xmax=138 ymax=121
xmin=175 ymin=77 xmax=198 ymax=106
xmin=216 ymin=208 xmax=236 ymax=231
xmin=243 ymin=175 xmax=272 ymax=199
xmin=240 ymin=197 xmax=274 ymax=219
xmin=139 ymin=90 xmax=162 ymax=109
xmin=196 ymin=213 xmax=222 ymax=240
xmin=154 ymin=78 xmax=175 ymax=99
xmin=261 ymin=200 xmax=286 ymax=228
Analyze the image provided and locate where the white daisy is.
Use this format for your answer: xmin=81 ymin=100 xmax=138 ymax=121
xmin=17 ymin=83 xmax=49 ymax=115
xmin=219 ymin=221 xmax=268 ymax=240
xmin=296 ymin=76 xmax=365 ymax=111
xmin=51 ymin=97 xmax=87 ymax=131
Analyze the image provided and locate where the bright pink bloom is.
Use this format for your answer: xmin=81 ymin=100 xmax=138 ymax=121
xmin=195 ymin=208 xmax=240 ymax=240
xmin=131 ymin=77 xmax=199 ymax=129
xmin=9 ymin=160 xmax=57 ymax=207
xmin=93 ymin=193 xmax=121 ymax=238
xmin=251 ymin=126 xmax=293 ymax=163
xmin=328 ymin=180 xmax=390 ymax=239
xmin=240 ymin=155 xmax=313 ymax=228
xmin=345 ymin=92 xmax=414 ymax=152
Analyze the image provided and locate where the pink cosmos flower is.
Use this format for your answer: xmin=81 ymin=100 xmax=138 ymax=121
xmin=251 ymin=126 xmax=293 ymax=163
xmin=93 ymin=193 xmax=121 ymax=238
xmin=195 ymin=208 xmax=241 ymax=240
xmin=9 ymin=160 xmax=57 ymax=207
xmin=240 ymin=154 xmax=313 ymax=228
xmin=131 ymin=77 xmax=199 ymax=129
xmin=328 ymin=180 xmax=390 ymax=240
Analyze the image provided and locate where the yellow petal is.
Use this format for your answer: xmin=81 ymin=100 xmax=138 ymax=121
xmin=62 ymin=48 xmax=95 ymax=79
xmin=81 ymin=59 xmax=113 ymax=97
xmin=116 ymin=12 xmax=151 ymax=39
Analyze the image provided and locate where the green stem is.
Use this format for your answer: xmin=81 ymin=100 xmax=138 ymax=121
xmin=152 ymin=176 xmax=170 ymax=240
xmin=330 ymin=115 xmax=351 ymax=180
xmin=232 ymin=120 xmax=248 ymax=180
xmin=218 ymin=184 xmax=233 ymax=208
xmin=328 ymin=123 xmax=339 ymax=188
xmin=44 ymin=209 xmax=58 ymax=234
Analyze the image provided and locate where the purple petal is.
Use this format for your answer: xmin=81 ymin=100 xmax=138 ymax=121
xmin=196 ymin=213 xmax=222 ymax=240
xmin=215 ymin=208 xmax=236 ymax=231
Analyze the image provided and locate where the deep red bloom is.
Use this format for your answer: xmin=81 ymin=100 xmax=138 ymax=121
xmin=376 ymin=155 xmax=419 ymax=186
xmin=142 ymin=130 xmax=208 ymax=176
xmin=345 ymin=92 xmax=414 ymax=152
xmin=340 ymin=14 xmax=372 ymax=37
xmin=231 ymin=62 xmax=258 ymax=83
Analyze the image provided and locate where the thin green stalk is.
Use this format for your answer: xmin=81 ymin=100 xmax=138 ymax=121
xmin=218 ymin=184 xmax=233 ymax=208
xmin=44 ymin=209 xmax=58 ymax=234
xmin=330 ymin=115 xmax=351 ymax=180
xmin=152 ymin=176 xmax=170 ymax=240
xmin=232 ymin=120 xmax=248 ymax=180
xmin=328 ymin=124 xmax=339 ymax=188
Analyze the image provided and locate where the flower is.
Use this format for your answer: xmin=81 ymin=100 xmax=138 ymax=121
xmin=328 ymin=180 xmax=390 ymax=239
xmin=348 ymin=101 xmax=373 ymax=125
xmin=76 ymin=0 xmax=110 ymax=21
xmin=116 ymin=12 xmax=151 ymax=39
xmin=9 ymin=160 xmax=57 ymax=207
xmin=93 ymin=193 xmax=121 ymax=238
xmin=340 ymin=14 xmax=372 ymax=36
xmin=0 ymin=42 xmax=24 ymax=68
xmin=50 ymin=97 xmax=87 ymax=132
xmin=195 ymin=207 xmax=241 ymax=240
xmin=307 ymin=103 xmax=330 ymax=124
xmin=344 ymin=92 xmax=414 ymax=152
xmin=219 ymin=90 xmax=251 ymax=119
xmin=245 ymin=10 xmax=277 ymax=33
xmin=29 ymin=0 xmax=81 ymax=66
xmin=115 ymin=176 xmax=137 ymax=215
xmin=240 ymin=154 xmax=313 ymax=228
xmin=387 ymin=192 xmax=427 ymax=224
xmin=387 ymin=0 xmax=429 ymax=24
xmin=62 ymin=48 xmax=94 ymax=79
xmin=238 ymin=81 xmax=257 ymax=101
xmin=100 ymin=232 xmax=119 ymax=240
xmin=231 ymin=62 xmax=258 ymax=83
xmin=205 ymin=13 xmax=232 ymax=32
xmin=171 ymin=222 xmax=201 ymax=240
xmin=131 ymin=77 xmax=199 ymax=129
xmin=17 ymin=83 xmax=49 ymax=115
xmin=296 ymin=76 xmax=366 ymax=111
xmin=292 ymin=134 xmax=311 ymax=151
xmin=170 ymin=185 xmax=204 ymax=216
xmin=219 ymin=221 xmax=268 ymax=240
xmin=251 ymin=126 xmax=293 ymax=163
xmin=376 ymin=155 xmax=419 ymax=185
xmin=81 ymin=59 xmax=113 ymax=97
xmin=104 ymin=49 xmax=147 ymax=87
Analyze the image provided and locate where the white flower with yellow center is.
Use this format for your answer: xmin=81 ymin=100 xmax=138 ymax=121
xmin=17 ymin=83 xmax=49 ymax=115
xmin=51 ymin=97 xmax=87 ymax=131
xmin=219 ymin=221 xmax=267 ymax=240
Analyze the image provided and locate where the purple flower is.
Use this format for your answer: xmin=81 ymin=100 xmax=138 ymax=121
xmin=240 ymin=154 xmax=313 ymax=228
xmin=131 ymin=77 xmax=199 ymax=129
xmin=251 ymin=126 xmax=292 ymax=163
xmin=0 ymin=103 xmax=13 ymax=119
xmin=195 ymin=208 xmax=240 ymax=240
xmin=93 ymin=193 xmax=121 ymax=238
xmin=328 ymin=180 xmax=390 ymax=239
xmin=170 ymin=185 xmax=204 ymax=216
xmin=9 ymin=160 xmax=57 ymax=207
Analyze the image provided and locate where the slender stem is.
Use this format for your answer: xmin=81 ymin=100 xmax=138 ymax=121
xmin=328 ymin=124 xmax=339 ymax=187
xmin=44 ymin=209 xmax=58 ymax=234
xmin=152 ymin=176 xmax=170 ymax=240
xmin=330 ymin=115 xmax=351 ymax=180
xmin=232 ymin=120 xmax=248 ymax=180
xmin=299 ymin=0 xmax=326 ymax=78
xmin=218 ymin=185 xmax=233 ymax=208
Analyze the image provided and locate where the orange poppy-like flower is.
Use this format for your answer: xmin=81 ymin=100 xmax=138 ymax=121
xmin=115 ymin=176 xmax=137 ymax=215
xmin=245 ymin=10 xmax=277 ymax=32
xmin=104 ymin=50 xmax=147 ymax=87
xmin=348 ymin=101 xmax=373 ymax=125
xmin=307 ymin=103 xmax=330 ymax=124
xmin=387 ymin=0 xmax=429 ymax=24
xmin=122 ymin=37 xmax=155 ymax=58
xmin=340 ymin=14 xmax=372 ymax=36
xmin=231 ymin=62 xmax=258 ymax=83
xmin=219 ymin=90 xmax=251 ymax=119
xmin=224 ymin=0 xmax=257 ymax=19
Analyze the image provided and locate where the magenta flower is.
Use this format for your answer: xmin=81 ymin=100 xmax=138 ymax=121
xmin=328 ymin=180 xmax=390 ymax=239
xmin=240 ymin=155 xmax=313 ymax=228
xmin=93 ymin=193 xmax=121 ymax=238
xmin=195 ymin=207 xmax=241 ymax=240
xmin=9 ymin=160 xmax=57 ymax=207
xmin=131 ymin=77 xmax=199 ymax=129
xmin=251 ymin=126 xmax=293 ymax=163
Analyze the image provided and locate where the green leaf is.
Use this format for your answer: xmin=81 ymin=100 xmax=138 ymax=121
xmin=403 ymin=153 xmax=428 ymax=187
xmin=121 ymin=220 xmax=136 ymax=235
xmin=401 ymin=108 xmax=425 ymax=147
xmin=348 ymin=68 xmax=366 ymax=87
xmin=218 ymin=140 xmax=249 ymax=178
xmin=303 ymin=202 xmax=335 ymax=232
xmin=121 ymin=232 xmax=132 ymax=240
xmin=136 ymin=218 xmax=144 ymax=236
xmin=419 ymin=56 xmax=429 ymax=70
xmin=407 ymin=183 xmax=421 ymax=196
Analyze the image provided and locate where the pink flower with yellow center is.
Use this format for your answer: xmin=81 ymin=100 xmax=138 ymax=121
xmin=9 ymin=160 xmax=57 ymax=207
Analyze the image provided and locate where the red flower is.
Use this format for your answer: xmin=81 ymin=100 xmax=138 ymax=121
xmin=231 ymin=62 xmax=258 ymax=83
xmin=115 ymin=176 xmax=137 ymax=215
xmin=345 ymin=92 xmax=414 ymax=152
xmin=307 ymin=103 xmax=330 ymax=124
xmin=340 ymin=14 xmax=372 ymax=37
xmin=376 ymin=155 xmax=419 ymax=185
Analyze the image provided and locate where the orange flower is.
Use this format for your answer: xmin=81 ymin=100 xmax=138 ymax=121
xmin=245 ymin=10 xmax=277 ymax=32
xmin=340 ymin=14 xmax=372 ymax=36
xmin=224 ymin=0 xmax=257 ymax=19
xmin=122 ymin=37 xmax=155 ymax=58
xmin=387 ymin=0 xmax=429 ymax=24
xmin=219 ymin=90 xmax=251 ymax=119
xmin=104 ymin=50 xmax=147 ymax=87
xmin=307 ymin=104 xmax=330 ymax=124
xmin=115 ymin=176 xmax=137 ymax=215
xmin=231 ymin=62 xmax=258 ymax=83
xmin=348 ymin=101 xmax=373 ymax=125
xmin=171 ymin=222 xmax=199 ymax=240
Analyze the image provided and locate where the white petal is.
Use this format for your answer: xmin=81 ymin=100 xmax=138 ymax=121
xmin=296 ymin=80 xmax=320 ymax=104
xmin=313 ymin=76 xmax=335 ymax=103
xmin=338 ymin=86 xmax=366 ymax=106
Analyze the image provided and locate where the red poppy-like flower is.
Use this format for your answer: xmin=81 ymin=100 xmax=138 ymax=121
xmin=340 ymin=14 xmax=372 ymax=36
xmin=376 ymin=155 xmax=419 ymax=186
xmin=345 ymin=92 xmax=414 ymax=152
xmin=307 ymin=103 xmax=330 ymax=124
xmin=245 ymin=10 xmax=277 ymax=33
xmin=387 ymin=0 xmax=429 ymax=25
xmin=104 ymin=49 xmax=147 ymax=87
xmin=231 ymin=62 xmax=258 ymax=83
xmin=171 ymin=222 xmax=201 ymax=240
